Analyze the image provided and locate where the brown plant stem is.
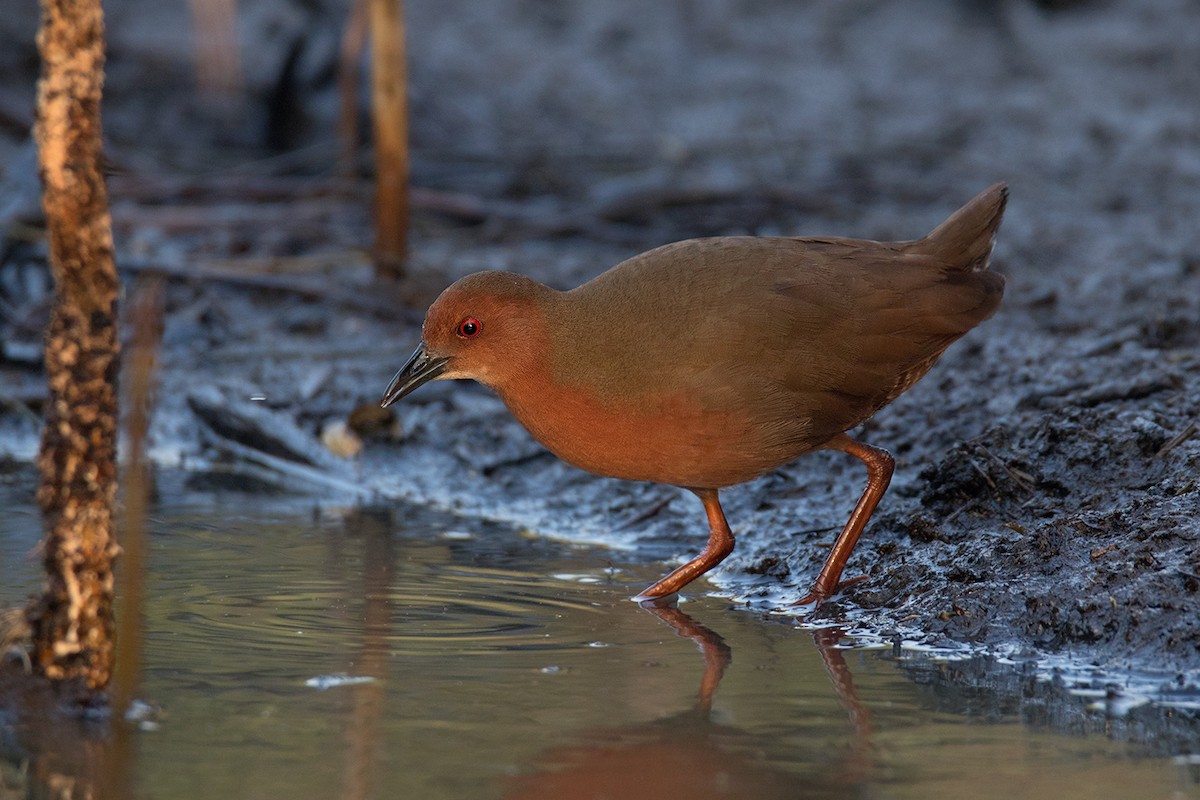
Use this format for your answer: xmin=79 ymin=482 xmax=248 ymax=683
xmin=338 ymin=0 xmax=369 ymax=179
xmin=368 ymin=0 xmax=409 ymax=277
xmin=27 ymin=0 xmax=121 ymax=694
xmin=187 ymin=0 xmax=243 ymax=101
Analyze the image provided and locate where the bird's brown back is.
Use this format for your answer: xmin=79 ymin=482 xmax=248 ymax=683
xmin=530 ymin=185 xmax=1007 ymax=487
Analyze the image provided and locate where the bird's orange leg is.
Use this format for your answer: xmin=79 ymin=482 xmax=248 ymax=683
xmin=633 ymin=488 xmax=734 ymax=603
xmin=792 ymin=433 xmax=894 ymax=607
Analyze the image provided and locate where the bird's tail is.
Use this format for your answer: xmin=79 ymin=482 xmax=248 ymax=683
xmin=912 ymin=183 xmax=1008 ymax=271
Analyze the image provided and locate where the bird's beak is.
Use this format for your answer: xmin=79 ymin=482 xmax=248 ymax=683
xmin=381 ymin=343 xmax=449 ymax=407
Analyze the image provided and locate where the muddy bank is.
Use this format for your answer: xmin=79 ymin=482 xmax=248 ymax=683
xmin=1 ymin=0 xmax=1198 ymax=683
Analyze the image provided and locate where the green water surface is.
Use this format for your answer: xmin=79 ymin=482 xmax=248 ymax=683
xmin=0 ymin=473 xmax=1196 ymax=800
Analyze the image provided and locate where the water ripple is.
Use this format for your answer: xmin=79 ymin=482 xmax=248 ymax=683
xmin=150 ymin=540 xmax=610 ymax=664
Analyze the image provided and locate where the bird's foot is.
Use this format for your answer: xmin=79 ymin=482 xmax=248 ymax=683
xmin=786 ymin=574 xmax=870 ymax=611
xmin=631 ymin=588 xmax=680 ymax=607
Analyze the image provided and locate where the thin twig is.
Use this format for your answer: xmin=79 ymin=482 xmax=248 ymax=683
xmin=790 ymin=524 xmax=840 ymax=537
xmin=974 ymin=444 xmax=1035 ymax=493
xmin=618 ymin=495 xmax=675 ymax=529
xmin=945 ymin=499 xmax=976 ymax=524
xmin=963 ymin=455 xmax=997 ymax=491
xmin=118 ymin=258 xmax=408 ymax=317
xmin=1155 ymin=420 xmax=1198 ymax=459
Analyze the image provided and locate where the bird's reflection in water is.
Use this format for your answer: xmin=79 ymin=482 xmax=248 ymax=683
xmin=809 ymin=625 xmax=875 ymax=788
xmin=502 ymin=603 xmax=874 ymax=800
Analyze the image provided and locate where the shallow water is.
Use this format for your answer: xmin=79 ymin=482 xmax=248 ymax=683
xmin=1 ymin=474 xmax=1197 ymax=800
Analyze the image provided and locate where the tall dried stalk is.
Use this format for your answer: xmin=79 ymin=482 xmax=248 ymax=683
xmin=338 ymin=0 xmax=369 ymax=178
xmin=188 ymin=0 xmax=243 ymax=102
xmin=368 ymin=0 xmax=409 ymax=277
xmin=26 ymin=0 xmax=121 ymax=694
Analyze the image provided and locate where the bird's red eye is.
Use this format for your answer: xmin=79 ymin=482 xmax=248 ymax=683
xmin=456 ymin=318 xmax=481 ymax=339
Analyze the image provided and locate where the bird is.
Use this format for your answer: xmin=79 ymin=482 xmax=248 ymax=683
xmin=382 ymin=183 xmax=1007 ymax=606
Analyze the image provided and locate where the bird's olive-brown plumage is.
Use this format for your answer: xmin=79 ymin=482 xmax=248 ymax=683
xmin=383 ymin=183 xmax=1008 ymax=604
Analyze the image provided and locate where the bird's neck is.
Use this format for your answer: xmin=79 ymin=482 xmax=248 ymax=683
xmin=479 ymin=297 xmax=628 ymax=475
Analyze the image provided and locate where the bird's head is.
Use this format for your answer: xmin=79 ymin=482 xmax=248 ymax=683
xmin=381 ymin=271 xmax=552 ymax=407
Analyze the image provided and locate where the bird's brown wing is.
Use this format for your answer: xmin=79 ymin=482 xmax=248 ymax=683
xmin=549 ymin=186 xmax=1007 ymax=483
xmin=760 ymin=236 xmax=1003 ymax=443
